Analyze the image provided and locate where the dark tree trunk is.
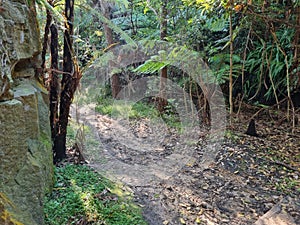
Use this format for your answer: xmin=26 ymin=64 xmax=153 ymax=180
xmin=41 ymin=8 xmax=52 ymax=72
xmin=158 ymin=69 xmax=168 ymax=112
xmin=157 ymin=0 xmax=168 ymax=112
xmin=49 ymin=24 xmax=59 ymax=142
xmin=293 ymin=6 xmax=300 ymax=87
xmin=111 ymin=74 xmax=121 ymax=98
xmin=53 ymin=0 xmax=77 ymax=162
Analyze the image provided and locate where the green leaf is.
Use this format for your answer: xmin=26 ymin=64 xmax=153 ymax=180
xmin=133 ymin=60 xmax=167 ymax=74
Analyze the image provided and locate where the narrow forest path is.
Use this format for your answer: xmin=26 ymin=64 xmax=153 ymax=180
xmin=70 ymin=101 xmax=300 ymax=225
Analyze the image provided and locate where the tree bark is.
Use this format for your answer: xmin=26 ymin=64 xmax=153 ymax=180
xmin=99 ymin=0 xmax=121 ymax=99
xmin=49 ymin=24 xmax=59 ymax=142
xmin=229 ymin=0 xmax=234 ymax=123
xmin=158 ymin=0 xmax=168 ymax=112
xmin=53 ymin=0 xmax=78 ymax=162
xmin=41 ymin=6 xmax=52 ymax=72
xmin=293 ymin=6 xmax=300 ymax=87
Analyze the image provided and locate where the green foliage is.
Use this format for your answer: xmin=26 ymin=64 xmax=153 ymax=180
xmin=87 ymin=6 xmax=136 ymax=47
xmin=208 ymin=53 xmax=242 ymax=84
xmin=133 ymin=60 xmax=167 ymax=74
xmin=35 ymin=0 xmax=64 ymax=22
xmin=95 ymin=96 xmax=184 ymax=130
xmin=44 ymin=164 xmax=147 ymax=225
xmin=182 ymin=0 xmax=225 ymax=14
xmin=37 ymin=0 xmax=300 ymax=105
xmin=204 ymin=13 xmax=229 ymax=32
xmin=130 ymin=101 xmax=159 ymax=119
xmin=96 ymin=97 xmax=159 ymax=120
xmin=161 ymin=102 xmax=182 ymax=130
xmin=275 ymin=176 xmax=300 ymax=193
xmin=244 ymin=26 xmax=295 ymax=101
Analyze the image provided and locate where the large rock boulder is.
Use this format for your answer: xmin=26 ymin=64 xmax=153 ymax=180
xmin=0 ymin=1 xmax=53 ymax=225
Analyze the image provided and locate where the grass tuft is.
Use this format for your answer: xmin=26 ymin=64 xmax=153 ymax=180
xmin=96 ymin=97 xmax=159 ymax=120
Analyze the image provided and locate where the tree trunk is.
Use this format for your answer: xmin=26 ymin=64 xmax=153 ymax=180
xmin=41 ymin=6 xmax=52 ymax=72
xmin=158 ymin=0 xmax=168 ymax=112
xmin=293 ymin=6 xmax=300 ymax=87
xmin=49 ymin=24 xmax=59 ymax=142
xmin=53 ymin=0 xmax=77 ymax=162
xmin=229 ymin=0 xmax=234 ymax=123
xmin=99 ymin=0 xmax=121 ymax=99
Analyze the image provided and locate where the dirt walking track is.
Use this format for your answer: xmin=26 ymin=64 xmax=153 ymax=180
xmin=70 ymin=101 xmax=300 ymax=225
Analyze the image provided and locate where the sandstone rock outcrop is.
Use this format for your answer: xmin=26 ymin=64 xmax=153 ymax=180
xmin=0 ymin=1 xmax=53 ymax=225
